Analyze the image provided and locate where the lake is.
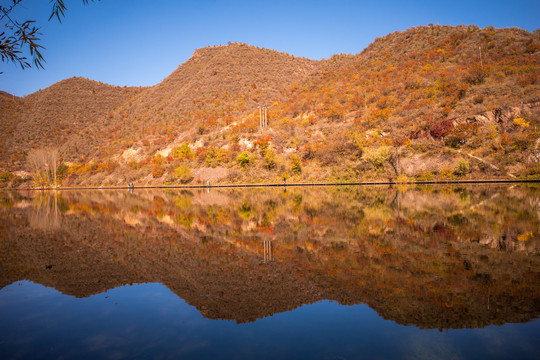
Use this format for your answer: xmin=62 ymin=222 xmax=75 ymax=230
xmin=1 ymin=184 xmax=539 ymax=359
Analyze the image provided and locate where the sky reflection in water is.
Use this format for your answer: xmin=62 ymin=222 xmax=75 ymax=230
xmin=1 ymin=281 xmax=539 ymax=360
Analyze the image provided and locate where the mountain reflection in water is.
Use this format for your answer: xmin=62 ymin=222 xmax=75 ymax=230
xmin=0 ymin=185 xmax=538 ymax=332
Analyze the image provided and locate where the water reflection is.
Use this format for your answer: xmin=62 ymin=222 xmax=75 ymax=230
xmin=29 ymin=191 xmax=62 ymax=230
xmin=0 ymin=185 xmax=538 ymax=329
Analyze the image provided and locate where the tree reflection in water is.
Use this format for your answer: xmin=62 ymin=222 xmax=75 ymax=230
xmin=29 ymin=191 xmax=61 ymax=230
xmin=0 ymin=184 xmax=538 ymax=329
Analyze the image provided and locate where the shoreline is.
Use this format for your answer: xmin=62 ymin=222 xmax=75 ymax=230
xmin=2 ymin=178 xmax=539 ymax=192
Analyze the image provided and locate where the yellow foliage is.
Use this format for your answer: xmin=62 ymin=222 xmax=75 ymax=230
xmin=440 ymin=168 xmax=455 ymax=179
xmin=487 ymin=124 xmax=499 ymax=139
xmin=290 ymin=154 xmax=302 ymax=174
xmin=173 ymin=143 xmax=193 ymax=160
xmin=154 ymin=154 xmax=165 ymax=165
xmin=362 ymin=146 xmax=392 ymax=168
xmin=396 ymin=174 xmax=410 ymax=183
xmin=513 ymin=117 xmax=530 ymax=128
xmin=420 ymin=63 xmax=435 ymax=74
xmin=301 ymin=115 xmax=317 ymax=127
xmin=173 ymin=165 xmax=193 ymax=183
xmin=517 ymin=232 xmax=533 ymax=242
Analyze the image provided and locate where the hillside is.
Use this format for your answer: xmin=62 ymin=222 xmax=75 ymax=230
xmin=0 ymin=78 xmax=144 ymax=169
xmin=0 ymin=91 xmax=24 ymax=169
xmin=0 ymin=25 xmax=539 ymax=188
xmin=266 ymin=25 xmax=540 ymax=181
xmin=68 ymin=43 xmax=318 ymax=162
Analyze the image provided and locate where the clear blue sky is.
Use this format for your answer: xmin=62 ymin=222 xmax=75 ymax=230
xmin=1 ymin=0 xmax=538 ymax=97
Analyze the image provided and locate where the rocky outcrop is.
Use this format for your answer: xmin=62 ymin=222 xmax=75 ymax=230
xmin=457 ymin=101 xmax=540 ymax=130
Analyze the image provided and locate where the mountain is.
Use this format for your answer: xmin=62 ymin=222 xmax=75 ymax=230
xmin=0 ymin=78 xmax=144 ymax=169
xmin=69 ymin=42 xmax=318 ymax=163
xmin=269 ymin=25 xmax=539 ymax=177
xmin=0 ymin=25 xmax=538 ymax=187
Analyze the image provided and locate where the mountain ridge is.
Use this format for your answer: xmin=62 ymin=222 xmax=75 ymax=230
xmin=0 ymin=25 xmax=538 ymax=187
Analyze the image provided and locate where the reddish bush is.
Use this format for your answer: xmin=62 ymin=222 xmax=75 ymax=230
xmin=517 ymin=73 xmax=538 ymax=87
xmin=444 ymin=123 xmax=479 ymax=148
xmin=254 ymin=135 xmax=271 ymax=154
xmin=195 ymin=147 xmax=208 ymax=164
xmin=430 ymin=119 xmax=454 ymax=138
xmin=152 ymin=163 xmax=165 ymax=178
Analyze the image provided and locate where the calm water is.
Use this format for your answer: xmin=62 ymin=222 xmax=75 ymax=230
xmin=0 ymin=184 xmax=539 ymax=359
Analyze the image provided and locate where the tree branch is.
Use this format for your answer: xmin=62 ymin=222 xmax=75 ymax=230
xmin=1 ymin=0 xmax=97 ymax=71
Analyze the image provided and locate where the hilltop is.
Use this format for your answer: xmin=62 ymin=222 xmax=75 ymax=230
xmin=72 ymin=43 xmax=319 ymax=163
xmin=0 ymin=25 xmax=538 ymax=188
xmin=0 ymin=77 xmax=144 ymax=169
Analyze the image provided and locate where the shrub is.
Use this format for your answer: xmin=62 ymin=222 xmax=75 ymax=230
xmin=416 ymin=171 xmax=434 ymax=181
xmin=236 ymin=151 xmax=252 ymax=168
xmin=10 ymin=175 xmax=24 ymax=188
xmin=302 ymin=143 xmax=316 ymax=160
xmin=254 ymin=135 xmax=271 ymax=155
xmin=238 ymin=201 xmax=252 ymax=220
xmin=153 ymin=154 xmax=165 ymax=165
xmin=0 ymin=172 xmax=16 ymax=188
xmin=517 ymin=73 xmax=538 ymax=87
xmin=263 ymin=148 xmax=276 ymax=169
xmin=206 ymin=147 xmax=229 ymax=167
xmin=317 ymin=101 xmax=344 ymax=120
xmin=195 ymin=147 xmax=208 ymax=164
xmin=440 ymin=168 xmax=455 ymax=179
xmin=301 ymin=115 xmax=317 ymax=127
xmin=173 ymin=143 xmax=193 ymax=160
xmin=510 ymin=132 xmax=531 ymax=151
xmin=487 ymin=124 xmax=499 ymax=139
xmin=361 ymin=146 xmax=392 ymax=168
xmin=0 ymin=172 xmax=14 ymax=183
xmin=205 ymin=148 xmax=216 ymax=167
xmin=152 ymin=163 xmax=165 ymax=178
xmin=290 ymin=154 xmax=302 ymax=174
xmin=513 ymin=117 xmax=530 ymax=128
xmin=56 ymin=163 xmax=69 ymax=181
xmin=430 ymin=119 xmax=453 ymax=138
xmin=465 ymin=63 xmax=489 ymax=85
xmin=444 ymin=123 xmax=478 ymax=148
xmin=173 ymin=165 xmax=193 ymax=183
xmin=279 ymin=117 xmax=291 ymax=126
xmin=454 ymin=159 xmax=470 ymax=177
xmin=216 ymin=148 xmax=230 ymax=165
xmin=396 ymin=174 xmax=410 ymax=183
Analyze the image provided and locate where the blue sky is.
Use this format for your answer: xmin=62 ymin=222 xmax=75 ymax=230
xmin=1 ymin=0 xmax=539 ymax=97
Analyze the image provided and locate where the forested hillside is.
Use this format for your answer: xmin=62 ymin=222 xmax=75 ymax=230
xmin=0 ymin=25 xmax=538 ymax=188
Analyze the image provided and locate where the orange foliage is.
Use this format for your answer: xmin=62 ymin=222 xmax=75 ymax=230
xmin=152 ymin=163 xmax=165 ymax=178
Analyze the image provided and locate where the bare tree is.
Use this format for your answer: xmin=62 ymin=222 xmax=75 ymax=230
xmin=27 ymin=148 xmax=58 ymax=187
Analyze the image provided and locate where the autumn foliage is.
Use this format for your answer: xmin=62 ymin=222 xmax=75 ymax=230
xmin=1 ymin=25 xmax=538 ymax=186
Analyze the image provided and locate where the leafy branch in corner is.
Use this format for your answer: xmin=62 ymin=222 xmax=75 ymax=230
xmin=0 ymin=0 xmax=96 ymax=71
